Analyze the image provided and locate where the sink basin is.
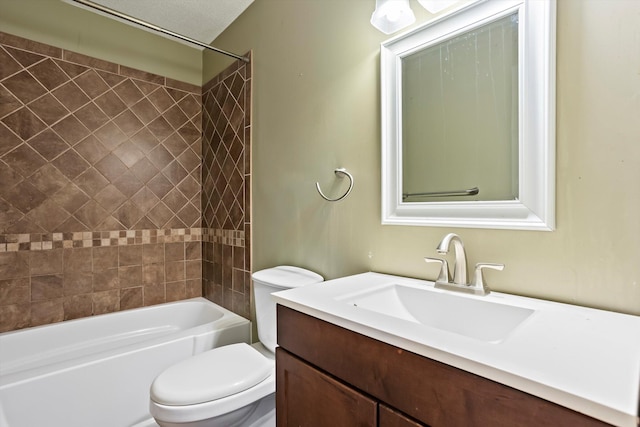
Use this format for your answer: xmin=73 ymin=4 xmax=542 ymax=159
xmin=335 ymin=284 xmax=534 ymax=343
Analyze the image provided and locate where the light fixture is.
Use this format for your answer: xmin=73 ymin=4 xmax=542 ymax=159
xmin=370 ymin=0 xmax=416 ymax=35
xmin=416 ymin=0 xmax=457 ymax=14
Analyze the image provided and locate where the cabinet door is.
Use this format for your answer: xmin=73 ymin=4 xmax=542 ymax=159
xmin=379 ymin=405 xmax=427 ymax=427
xmin=276 ymin=348 xmax=377 ymax=427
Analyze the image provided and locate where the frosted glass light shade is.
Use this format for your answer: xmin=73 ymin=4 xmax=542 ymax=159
xmin=370 ymin=0 xmax=416 ymax=34
xmin=416 ymin=0 xmax=457 ymax=14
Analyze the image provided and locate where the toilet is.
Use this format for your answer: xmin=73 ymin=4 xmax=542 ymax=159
xmin=149 ymin=266 xmax=323 ymax=427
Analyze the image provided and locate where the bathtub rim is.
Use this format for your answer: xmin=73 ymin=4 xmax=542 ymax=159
xmin=0 ymin=297 xmax=241 ymax=338
xmin=0 ymin=297 xmax=251 ymax=381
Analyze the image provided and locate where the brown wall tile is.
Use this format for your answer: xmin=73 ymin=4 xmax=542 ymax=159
xmin=63 ymin=50 xmax=118 ymax=73
xmin=63 ymin=271 xmax=93 ymax=296
xmin=232 ymin=268 xmax=245 ymax=293
xmin=3 ymin=70 xmax=47 ymax=103
xmin=185 ymin=260 xmax=201 ymax=279
xmin=143 ymin=283 xmax=165 ymax=306
xmin=31 ymin=298 xmax=64 ymax=326
xmin=93 ymin=246 xmax=118 ymax=270
xmin=0 ymin=252 xmax=30 ymax=279
xmin=165 ymin=78 xmax=200 ymax=94
xmin=120 ymin=286 xmax=143 ymax=310
xmin=31 ymin=275 xmax=63 ymax=301
xmin=0 ymin=232 xmax=202 ymax=330
xmin=119 ymin=244 xmax=142 ymax=266
xmin=30 ymin=249 xmax=63 ymax=275
xmin=0 ymin=303 xmax=30 ymax=332
xmin=165 ymin=242 xmax=184 ymax=261
xmin=63 ymin=247 xmax=92 ymax=273
xmin=166 ymin=281 xmax=186 ymax=302
xmin=142 ymin=243 xmax=164 ymax=264
xmin=0 ymin=34 xmax=253 ymax=331
xmin=1 ymin=34 xmax=203 ymax=237
xmin=185 ymin=241 xmax=201 ymax=260
xmin=143 ymin=263 xmax=165 ymax=285
xmin=119 ymin=265 xmax=142 ymax=288
xmin=93 ymin=289 xmax=119 ymax=315
xmin=93 ymin=268 xmax=119 ymax=291
xmin=186 ymin=279 xmax=202 ymax=298
xmin=0 ymin=277 xmax=30 ymax=305
xmin=119 ymin=66 xmax=164 ymax=85
xmin=165 ymin=260 xmax=185 ymax=282
xmin=200 ymin=54 xmax=251 ymax=319
xmin=63 ymin=293 xmax=93 ymax=320
xmin=0 ymin=31 xmax=62 ymax=58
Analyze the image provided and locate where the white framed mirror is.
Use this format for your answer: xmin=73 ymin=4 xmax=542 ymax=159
xmin=381 ymin=0 xmax=556 ymax=230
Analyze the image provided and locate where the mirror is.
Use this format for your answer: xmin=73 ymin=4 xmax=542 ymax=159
xmin=381 ymin=0 xmax=556 ymax=230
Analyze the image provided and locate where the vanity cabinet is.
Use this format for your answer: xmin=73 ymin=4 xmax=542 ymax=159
xmin=277 ymin=348 xmax=423 ymax=427
xmin=276 ymin=306 xmax=612 ymax=427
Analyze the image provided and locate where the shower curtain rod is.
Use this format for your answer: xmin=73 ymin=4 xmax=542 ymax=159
xmin=71 ymin=0 xmax=250 ymax=63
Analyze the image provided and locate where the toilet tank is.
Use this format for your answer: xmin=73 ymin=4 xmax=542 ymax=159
xmin=252 ymin=266 xmax=323 ymax=352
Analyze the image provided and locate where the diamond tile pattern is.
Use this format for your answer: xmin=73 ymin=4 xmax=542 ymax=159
xmin=201 ymin=62 xmax=249 ymax=231
xmin=0 ymin=34 xmax=202 ymax=234
xmin=0 ymin=32 xmax=253 ymax=330
xmin=201 ymin=53 xmax=252 ymax=319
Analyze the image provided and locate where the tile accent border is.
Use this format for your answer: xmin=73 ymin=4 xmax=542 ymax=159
xmin=0 ymin=228 xmax=200 ymax=252
xmin=0 ymin=228 xmax=245 ymax=252
xmin=202 ymin=228 xmax=245 ymax=248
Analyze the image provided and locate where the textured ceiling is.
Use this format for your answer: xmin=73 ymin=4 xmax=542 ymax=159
xmin=74 ymin=0 xmax=253 ymax=46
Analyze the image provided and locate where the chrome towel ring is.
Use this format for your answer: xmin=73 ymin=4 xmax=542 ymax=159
xmin=316 ymin=168 xmax=354 ymax=202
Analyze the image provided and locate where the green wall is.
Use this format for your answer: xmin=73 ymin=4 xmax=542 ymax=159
xmin=1 ymin=0 xmax=638 ymax=315
xmin=206 ymin=0 xmax=640 ymax=315
xmin=0 ymin=0 xmax=202 ymax=85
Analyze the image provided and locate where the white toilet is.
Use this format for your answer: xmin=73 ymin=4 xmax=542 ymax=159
xmin=149 ymin=266 xmax=323 ymax=427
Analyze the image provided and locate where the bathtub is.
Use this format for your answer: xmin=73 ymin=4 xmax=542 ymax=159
xmin=0 ymin=298 xmax=251 ymax=427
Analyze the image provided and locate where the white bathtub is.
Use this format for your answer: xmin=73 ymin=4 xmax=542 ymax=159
xmin=0 ymin=298 xmax=251 ymax=427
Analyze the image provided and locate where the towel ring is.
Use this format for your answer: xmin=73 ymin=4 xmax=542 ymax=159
xmin=316 ymin=168 xmax=354 ymax=202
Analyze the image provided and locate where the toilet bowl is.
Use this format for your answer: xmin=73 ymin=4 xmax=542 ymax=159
xmin=150 ymin=343 xmax=275 ymax=427
xmin=149 ymin=266 xmax=323 ymax=427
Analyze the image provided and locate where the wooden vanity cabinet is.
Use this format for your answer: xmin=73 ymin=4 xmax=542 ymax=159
xmin=276 ymin=348 xmax=377 ymax=426
xmin=276 ymin=306 xmax=612 ymax=427
xmin=277 ymin=348 xmax=424 ymax=427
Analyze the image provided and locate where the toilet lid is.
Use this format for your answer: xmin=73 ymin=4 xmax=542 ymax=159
xmin=252 ymin=266 xmax=324 ymax=288
xmin=150 ymin=343 xmax=273 ymax=406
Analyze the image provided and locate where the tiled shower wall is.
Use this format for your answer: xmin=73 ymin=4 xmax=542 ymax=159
xmin=201 ymin=54 xmax=252 ymax=319
xmin=0 ymin=32 xmax=207 ymax=332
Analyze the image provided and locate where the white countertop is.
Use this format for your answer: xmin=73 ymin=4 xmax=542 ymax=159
xmin=272 ymin=272 xmax=640 ymax=427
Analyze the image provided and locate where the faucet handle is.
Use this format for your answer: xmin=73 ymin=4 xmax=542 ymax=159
xmin=471 ymin=263 xmax=505 ymax=294
xmin=424 ymin=257 xmax=450 ymax=284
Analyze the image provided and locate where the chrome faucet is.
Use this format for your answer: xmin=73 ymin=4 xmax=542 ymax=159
xmin=426 ymin=233 xmax=504 ymax=296
xmin=436 ymin=233 xmax=467 ymax=285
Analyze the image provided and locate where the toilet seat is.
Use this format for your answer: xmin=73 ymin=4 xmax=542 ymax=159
xmin=151 ymin=343 xmax=272 ymax=406
xmin=149 ymin=343 xmax=275 ymax=424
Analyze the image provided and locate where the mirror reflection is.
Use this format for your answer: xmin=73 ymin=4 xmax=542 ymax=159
xmin=402 ymin=12 xmax=519 ymax=203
